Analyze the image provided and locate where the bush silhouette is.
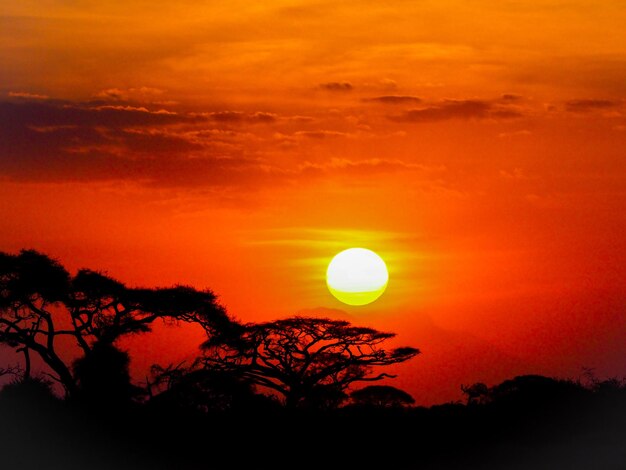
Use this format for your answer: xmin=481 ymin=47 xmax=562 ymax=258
xmin=350 ymin=384 xmax=415 ymax=408
xmin=148 ymin=365 xmax=277 ymax=413
xmin=73 ymin=342 xmax=141 ymax=406
xmin=0 ymin=376 xmax=58 ymax=408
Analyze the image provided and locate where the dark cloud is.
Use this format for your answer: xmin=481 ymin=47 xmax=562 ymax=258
xmin=1 ymin=151 xmax=273 ymax=188
xmin=0 ymin=99 xmax=436 ymax=190
xmin=389 ymin=99 xmax=522 ymax=123
xmin=207 ymin=111 xmax=277 ymax=123
xmin=0 ymin=100 xmax=193 ymax=128
xmin=208 ymin=111 xmax=246 ymax=122
xmin=0 ymin=129 xmax=273 ymax=188
xmin=0 ymin=100 xmax=274 ymax=188
xmin=490 ymin=109 xmax=524 ymax=119
xmin=363 ymin=95 xmax=422 ymax=105
xmin=294 ymin=130 xmax=349 ymax=139
xmin=318 ymin=82 xmax=353 ymax=92
xmin=565 ymin=99 xmax=620 ymax=112
xmin=501 ymin=94 xmax=523 ymax=102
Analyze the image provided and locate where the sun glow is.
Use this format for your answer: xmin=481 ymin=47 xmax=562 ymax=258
xmin=326 ymin=248 xmax=389 ymax=306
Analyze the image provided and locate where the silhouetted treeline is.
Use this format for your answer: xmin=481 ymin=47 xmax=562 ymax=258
xmin=1 ymin=250 xmax=625 ymax=469
xmin=0 ymin=250 xmax=417 ymax=408
xmin=1 ymin=372 xmax=624 ymax=470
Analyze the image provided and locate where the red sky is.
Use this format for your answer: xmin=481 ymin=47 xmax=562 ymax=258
xmin=1 ymin=0 xmax=626 ymax=404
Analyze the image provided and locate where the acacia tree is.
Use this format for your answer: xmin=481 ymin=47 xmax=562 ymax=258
xmin=350 ymin=385 xmax=415 ymax=408
xmin=200 ymin=316 xmax=419 ymax=408
xmin=0 ymin=249 xmax=231 ymax=398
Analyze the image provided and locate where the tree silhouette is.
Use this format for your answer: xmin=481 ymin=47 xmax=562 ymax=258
xmin=73 ymin=342 xmax=141 ymax=406
xmin=461 ymin=382 xmax=489 ymax=405
xmin=200 ymin=316 xmax=419 ymax=408
xmin=0 ymin=249 xmax=231 ymax=398
xmin=147 ymin=364 xmax=275 ymax=413
xmin=300 ymin=384 xmax=348 ymax=409
xmin=461 ymin=375 xmax=589 ymax=408
xmin=0 ymin=376 xmax=58 ymax=408
xmin=350 ymin=384 xmax=415 ymax=408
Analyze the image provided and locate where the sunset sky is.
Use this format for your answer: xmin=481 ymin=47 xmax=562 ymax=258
xmin=2 ymin=0 xmax=626 ymax=404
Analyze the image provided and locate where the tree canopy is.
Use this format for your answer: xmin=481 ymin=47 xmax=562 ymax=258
xmin=0 ymin=249 xmax=231 ymax=397
xmin=200 ymin=316 xmax=419 ymax=407
xmin=350 ymin=385 xmax=416 ymax=408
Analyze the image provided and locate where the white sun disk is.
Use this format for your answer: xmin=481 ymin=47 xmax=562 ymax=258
xmin=326 ymin=248 xmax=389 ymax=305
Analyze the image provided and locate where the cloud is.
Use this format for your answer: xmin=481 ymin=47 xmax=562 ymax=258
xmin=0 ymin=131 xmax=275 ymax=188
xmin=132 ymin=87 xmax=164 ymax=96
xmin=0 ymin=101 xmax=192 ymax=129
xmin=565 ymin=99 xmax=620 ymax=112
xmin=92 ymin=105 xmax=178 ymax=115
xmin=0 ymin=100 xmax=278 ymax=188
xmin=318 ymin=82 xmax=353 ymax=92
xmin=0 ymin=99 xmax=445 ymax=191
xmin=8 ymin=91 xmax=49 ymax=100
xmin=294 ymin=130 xmax=350 ymax=139
xmin=363 ymin=95 xmax=422 ymax=105
xmin=500 ymin=94 xmax=523 ymax=102
xmin=115 ymin=129 xmax=203 ymax=155
xmin=490 ymin=109 xmax=524 ymax=119
xmin=206 ymin=111 xmax=277 ymax=123
xmin=95 ymin=87 xmax=165 ymax=101
xmin=389 ymin=99 xmax=523 ymax=123
xmin=300 ymin=158 xmax=444 ymax=177
xmin=250 ymin=112 xmax=278 ymax=123
xmin=95 ymin=88 xmax=127 ymax=100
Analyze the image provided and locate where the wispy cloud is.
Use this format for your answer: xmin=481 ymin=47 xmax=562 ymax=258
xmin=0 ymin=98 xmax=435 ymax=190
xmin=363 ymin=95 xmax=422 ymax=105
xmin=8 ymin=91 xmax=49 ymax=99
xmin=0 ymin=100 xmax=278 ymax=187
xmin=389 ymin=99 xmax=523 ymax=123
xmin=205 ymin=111 xmax=278 ymax=124
xmin=94 ymin=87 xmax=164 ymax=101
xmin=294 ymin=130 xmax=350 ymax=139
xmin=300 ymin=158 xmax=444 ymax=176
xmin=565 ymin=99 xmax=621 ymax=112
xmin=318 ymin=82 xmax=353 ymax=92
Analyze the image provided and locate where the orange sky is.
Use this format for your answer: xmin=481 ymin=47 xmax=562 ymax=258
xmin=1 ymin=0 xmax=626 ymax=404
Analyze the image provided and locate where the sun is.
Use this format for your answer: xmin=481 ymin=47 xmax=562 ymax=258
xmin=326 ymin=248 xmax=389 ymax=306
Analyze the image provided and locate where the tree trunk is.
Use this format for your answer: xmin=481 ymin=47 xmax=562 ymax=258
xmin=22 ymin=347 xmax=30 ymax=380
xmin=285 ymin=391 xmax=302 ymax=408
xmin=41 ymin=349 xmax=78 ymax=398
